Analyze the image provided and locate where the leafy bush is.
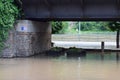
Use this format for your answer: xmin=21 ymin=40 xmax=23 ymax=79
xmin=0 ymin=0 xmax=19 ymax=51
xmin=68 ymin=47 xmax=82 ymax=52
xmin=52 ymin=21 xmax=63 ymax=34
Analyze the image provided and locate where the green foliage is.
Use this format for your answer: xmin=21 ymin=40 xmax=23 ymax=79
xmin=59 ymin=22 xmax=68 ymax=34
xmin=52 ymin=21 xmax=63 ymax=34
xmin=52 ymin=21 xmax=111 ymax=34
xmin=108 ymin=21 xmax=120 ymax=31
xmin=68 ymin=47 xmax=82 ymax=52
xmin=80 ymin=22 xmax=109 ymax=31
xmin=108 ymin=21 xmax=120 ymax=48
xmin=0 ymin=0 xmax=19 ymax=51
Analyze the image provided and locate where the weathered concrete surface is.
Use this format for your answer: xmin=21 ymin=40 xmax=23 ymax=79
xmin=1 ymin=20 xmax=51 ymax=57
xmin=1 ymin=29 xmax=17 ymax=57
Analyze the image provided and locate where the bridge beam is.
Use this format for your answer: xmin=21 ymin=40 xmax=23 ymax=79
xmin=22 ymin=0 xmax=120 ymax=21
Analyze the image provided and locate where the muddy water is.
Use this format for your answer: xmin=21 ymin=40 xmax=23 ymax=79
xmin=0 ymin=53 xmax=120 ymax=80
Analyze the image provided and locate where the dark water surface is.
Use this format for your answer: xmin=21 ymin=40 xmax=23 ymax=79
xmin=0 ymin=53 xmax=120 ymax=80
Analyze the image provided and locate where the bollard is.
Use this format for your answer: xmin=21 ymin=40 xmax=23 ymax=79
xmin=101 ymin=41 xmax=104 ymax=53
xmin=51 ymin=42 xmax=54 ymax=47
xmin=101 ymin=41 xmax=105 ymax=60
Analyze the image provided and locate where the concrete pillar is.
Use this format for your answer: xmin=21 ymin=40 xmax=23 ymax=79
xmin=1 ymin=29 xmax=16 ymax=57
xmin=15 ymin=20 xmax=51 ymax=57
xmin=1 ymin=20 xmax=51 ymax=57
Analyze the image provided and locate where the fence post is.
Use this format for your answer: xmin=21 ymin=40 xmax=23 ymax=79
xmin=101 ymin=41 xmax=104 ymax=53
xmin=101 ymin=41 xmax=105 ymax=60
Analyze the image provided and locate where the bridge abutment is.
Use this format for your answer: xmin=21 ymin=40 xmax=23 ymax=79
xmin=1 ymin=20 xmax=51 ymax=57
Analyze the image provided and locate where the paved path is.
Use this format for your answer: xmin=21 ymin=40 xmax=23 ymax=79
xmin=53 ymin=41 xmax=119 ymax=50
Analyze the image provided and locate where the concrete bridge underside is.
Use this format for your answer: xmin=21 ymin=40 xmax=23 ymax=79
xmin=21 ymin=0 xmax=120 ymax=21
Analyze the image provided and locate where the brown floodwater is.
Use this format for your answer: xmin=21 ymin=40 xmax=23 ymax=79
xmin=0 ymin=53 xmax=120 ymax=80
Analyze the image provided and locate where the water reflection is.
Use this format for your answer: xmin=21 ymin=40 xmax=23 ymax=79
xmin=0 ymin=53 xmax=120 ymax=80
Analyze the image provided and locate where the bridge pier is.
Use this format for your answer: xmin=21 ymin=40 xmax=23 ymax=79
xmin=1 ymin=20 xmax=51 ymax=57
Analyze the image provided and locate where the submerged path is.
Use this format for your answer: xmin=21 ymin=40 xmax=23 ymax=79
xmin=53 ymin=41 xmax=119 ymax=50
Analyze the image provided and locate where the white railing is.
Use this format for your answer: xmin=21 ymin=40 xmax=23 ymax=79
xmin=52 ymin=32 xmax=116 ymax=42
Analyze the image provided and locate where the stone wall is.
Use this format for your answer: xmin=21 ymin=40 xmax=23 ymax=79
xmin=1 ymin=29 xmax=17 ymax=57
xmin=1 ymin=20 xmax=51 ymax=57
